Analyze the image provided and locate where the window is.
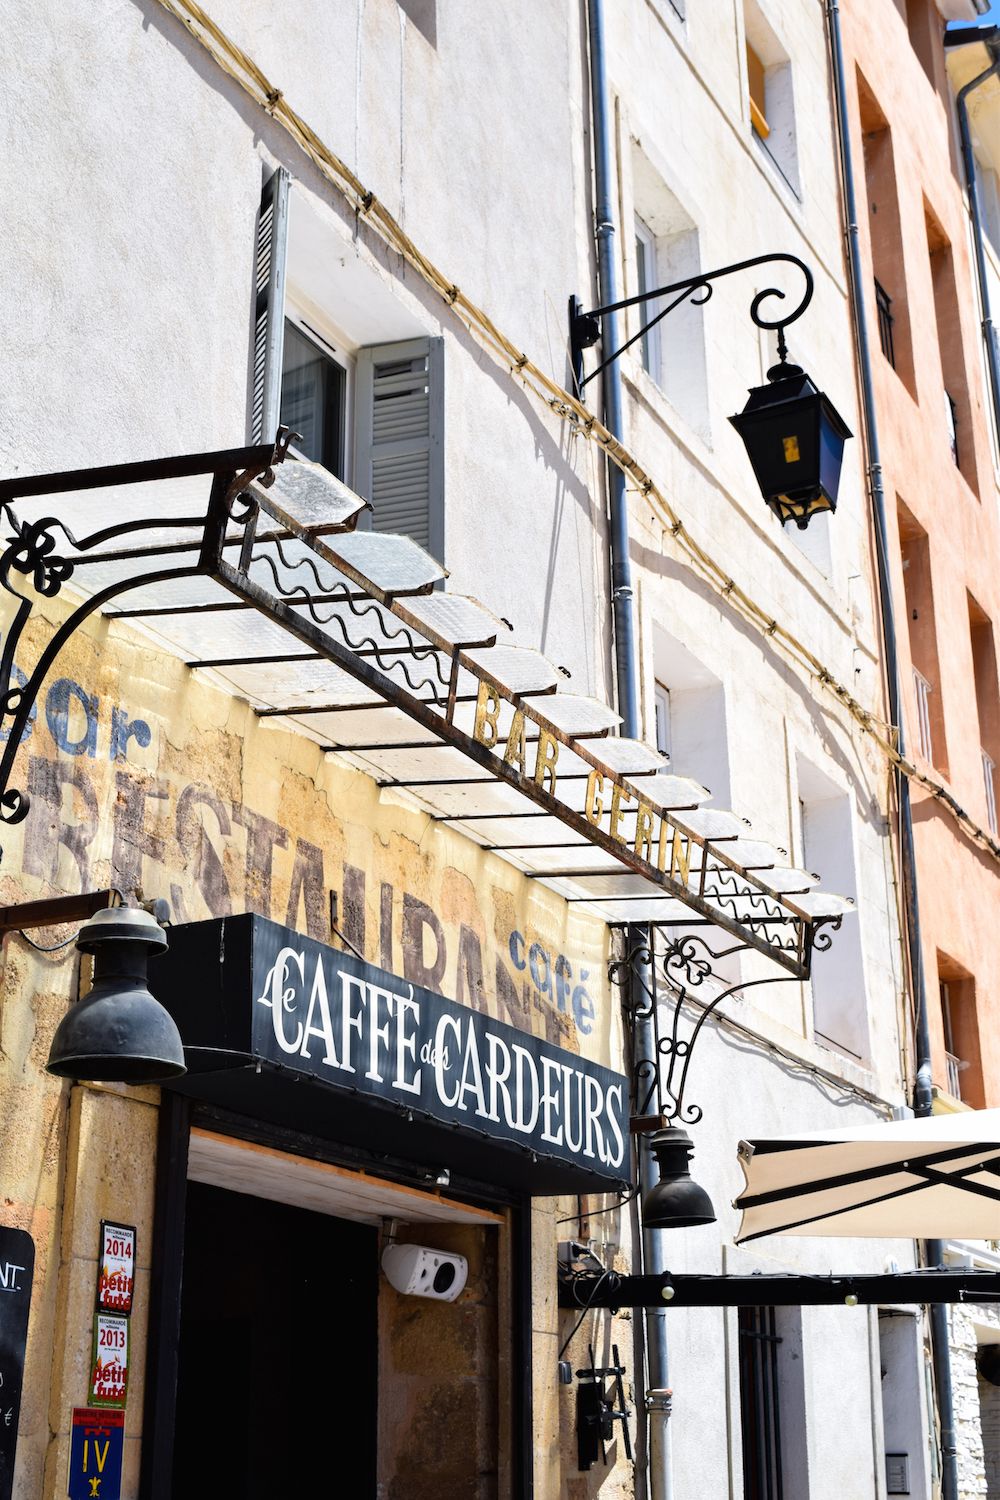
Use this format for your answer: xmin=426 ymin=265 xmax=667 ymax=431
xmin=905 ymin=0 xmax=941 ymax=91
xmin=878 ymin=1311 xmax=929 ymax=1500
xmin=969 ymin=596 xmax=1000 ymax=835
xmin=858 ymin=72 xmax=917 ymax=397
xmin=743 ymin=3 xmax=800 ymax=197
xmin=797 ymin=757 xmax=868 ymax=1060
xmin=738 ymin=1306 xmax=807 ymax=1500
xmin=747 ymin=42 xmax=769 ymax=141
xmin=926 ymin=202 xmax=979 ymax=494
xmin=653 ymin=681 xmax=671 ymax=759
xmin=634 ymin=216 xmax=661 ymax=381
xmin=651 ymin=627 xmax=730 ymax=807
xmin=898 ymin=499 xmax=948 ymax=774
xmin=975 ymin=152 xmax=1000 ymax=257
xmin=249 ymin=167 xmax=445 ymax=559
xmin=280 ymin=320 xmax=347 ymax=476
xmin=629 ymin=152 xmax=709 ymax=439
xmin=937 ymin=955 xmax=983 ymax=1106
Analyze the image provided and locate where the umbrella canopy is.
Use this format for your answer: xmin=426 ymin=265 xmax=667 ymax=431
xmin=734 ymin=1109 xmax=1000 ymax=1243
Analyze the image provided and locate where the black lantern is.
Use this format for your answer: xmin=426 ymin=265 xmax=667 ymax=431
xmin=642 ymin=1127 xmax=716 ymax=1229
xmin=46 ymin=906 xmax=187 ymax=1083
xmin=729 ymin=359 xmax=852 ymax=529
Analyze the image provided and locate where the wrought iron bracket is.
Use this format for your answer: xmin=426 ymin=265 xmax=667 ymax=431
xmin=569 ymin=251 xmax=814 ymax=393
xmin=610 ymin=920 xmax=841 ymax=1129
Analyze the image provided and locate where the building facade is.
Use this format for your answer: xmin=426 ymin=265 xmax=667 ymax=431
xmin=0 ymin=0 xmax=990 ymax=1497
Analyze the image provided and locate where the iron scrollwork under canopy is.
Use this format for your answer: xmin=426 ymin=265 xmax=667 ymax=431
xmin=611 ymin=919 xmax=842 ymax=1127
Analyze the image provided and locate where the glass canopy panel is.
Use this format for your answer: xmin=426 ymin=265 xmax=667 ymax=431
xmin=544 ymin=873 xmax=661 ymax=900
xmin=291 ymin=706 xmax=430 ymax=745
xmin=531 ymin=694 xmax=621 ymax=735
xmin=791 ymin=891 xmax=857 ymax=918
xmin=320 ymin=531 xmax=446 ymax=593
xmin=6 ymin=474 xmax=216 ymax=548
xmin=677 ymin=808 xmax=748 ymax=840
xmin=215 ymin=658 xmax=375 ymax=705
xmin=508 ymin=845 xmax=624 ymax=874
xmin=592 ymin=738 xmax=667 ymax=775
xmin=345 ymin=745 xmax=470 ymax=783
xmin=444 ymin=815 xmax=585 ymax=847
xmin=103 ymin=575 xmax=238 ymax=614
xmin=251 ymin=458 xmax=367 ymax=531
xmin=395 ymin=781 xmax=531 ymax=818
xmin=642 ymin=773 xmax=712 ymax=807
xmin=760 ymin=867 xmax=820 ymax=893
xmin=708 ymin=838 xmax=787 ymax=869
xmin=130 ymin=609 xmax=307 ymax=662
xmin=587 ymin=898 xmax=700 ymax=923
xmin=460 ymin=646 xmax=562 ymax=695
xmin=401 ymin=594 xmax=505 ymax=648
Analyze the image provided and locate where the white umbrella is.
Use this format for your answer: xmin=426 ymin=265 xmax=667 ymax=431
xmin=734 ymin=1108 xmax=1000 ymax=1243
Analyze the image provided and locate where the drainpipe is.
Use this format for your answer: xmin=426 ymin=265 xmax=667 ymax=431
xmin=945 ymin=26 xmax=1000 ymax=480
xmin=584 ymin=4 xmax=670 ymax=1500
xmin=824 ymin=4 xmax=957 ymax=1496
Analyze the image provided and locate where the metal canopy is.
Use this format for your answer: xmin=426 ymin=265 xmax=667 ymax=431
xmin=0 ymin=439 xmax=849 ymax=975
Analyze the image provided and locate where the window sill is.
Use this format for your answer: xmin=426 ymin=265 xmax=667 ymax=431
xmin=622 ymin=358 xmax=713 ymax=454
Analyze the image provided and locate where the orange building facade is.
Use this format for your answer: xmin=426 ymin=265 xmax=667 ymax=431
xmin=840 ymin=0 xmax=1000 ymax=1118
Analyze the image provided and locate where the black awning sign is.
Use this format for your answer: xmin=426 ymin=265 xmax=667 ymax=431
xmin=251 ymin=921 xmax=628 ymax=1181
xmin=0 ymin=1227 xmax=33 ymax=1500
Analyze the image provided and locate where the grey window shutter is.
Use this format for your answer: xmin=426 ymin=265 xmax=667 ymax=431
xmin=354 ymin=337 xmax=445 ymax=561
xmin=250 ymin=166 xmax=290 ymax=443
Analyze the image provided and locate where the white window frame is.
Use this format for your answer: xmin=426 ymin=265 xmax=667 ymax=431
xmin=653 ymin=680 xmax=672 ymax=759
xmin=634 ymin=215 xmax=662 ymax=384
xmin=281 ymin=303 xmax=355 ymax=482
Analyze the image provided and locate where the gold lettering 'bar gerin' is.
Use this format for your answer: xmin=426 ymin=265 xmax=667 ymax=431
xmin=0 ymin=443 xmax=825 ymax=979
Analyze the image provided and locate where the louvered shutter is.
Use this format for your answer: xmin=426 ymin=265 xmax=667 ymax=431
xmin=354 ymin=337 xmax=445 ymax=561
xmin=250 ymin=166 xmax=290 ymax=442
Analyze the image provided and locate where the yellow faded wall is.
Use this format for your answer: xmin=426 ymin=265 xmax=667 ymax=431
xmin=0 ymin=598 xmax=623 ymax=1499
xmin=4 ymin=600 xmax=613 ymax=1059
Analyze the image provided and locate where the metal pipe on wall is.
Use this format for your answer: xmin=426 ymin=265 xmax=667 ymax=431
xmin=824 ymin=4 xmax=957 ymax=1495
xmin=583 ymin=4 xmax=671 ymax=1499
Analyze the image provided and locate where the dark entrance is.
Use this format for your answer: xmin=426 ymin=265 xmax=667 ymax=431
xmin=171 ymin=1181 xmax=377 ymax=1497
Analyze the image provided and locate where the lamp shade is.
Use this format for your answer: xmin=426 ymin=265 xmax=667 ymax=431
xmin=46 ymin=906 xmax=186 ymax=1083
xmin=642 ymin=1126 xmax=716 ymax=1229
xmin=729 ymin=363 xmax=852 ymax=529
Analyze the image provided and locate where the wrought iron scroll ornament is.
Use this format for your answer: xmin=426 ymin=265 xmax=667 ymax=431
xmin=611 ymin=919 xmax=842 ymax=1127
xmin=0 ymin=438 xmax=292 ymax=844
xmin=569 ymin=251 xmax=814 ymax=393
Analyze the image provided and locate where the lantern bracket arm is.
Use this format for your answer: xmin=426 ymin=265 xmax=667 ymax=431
xmin=569 ymin=251 xmax=814 ymax=392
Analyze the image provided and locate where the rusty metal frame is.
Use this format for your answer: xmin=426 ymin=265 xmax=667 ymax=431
xmin=0 ymin=438 xmax=833 ymax=978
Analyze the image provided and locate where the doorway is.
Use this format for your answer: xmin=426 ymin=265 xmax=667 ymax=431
xmin=171 ymin=1181 xmax=378 ymax=1497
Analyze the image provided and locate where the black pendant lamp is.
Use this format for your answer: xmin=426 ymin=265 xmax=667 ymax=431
xmin=46 ymin=906 xmax=186 ymax=1083
xmin=730 ymin=356 xmax=852 ymax=530
xmin=642 ymin=1127 xmax=716 ymax=1229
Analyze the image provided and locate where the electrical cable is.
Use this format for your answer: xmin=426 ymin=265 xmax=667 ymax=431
xmin=556 ymin=1185 xmax=641 ymax=1226
xmin=15 ymin=929 xmax=80 ymax=953
xmin=558 ymin=1268 xmax=621 ymax=1358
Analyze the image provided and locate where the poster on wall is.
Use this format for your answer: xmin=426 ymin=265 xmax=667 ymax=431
xmin=0 ymin=1226 xmax=34 ymax=1500
xmin=68 ymin=1408 xmax=124 ymax=1500
xmin=96 ymin=1224 xmax=135 ymax=1316
xmin=89 ymin=1315 xmax=128 ymax=1409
